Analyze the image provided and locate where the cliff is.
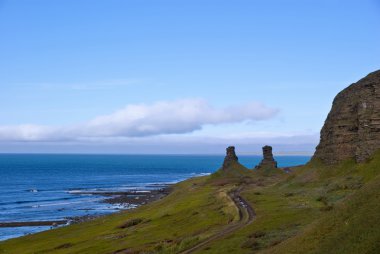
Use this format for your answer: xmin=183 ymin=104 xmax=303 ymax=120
xmin=313 ymin=70 xmax=380 ymax=164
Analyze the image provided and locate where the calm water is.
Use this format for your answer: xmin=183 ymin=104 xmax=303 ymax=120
xmin=0 ymin=154 xmax=310 ymax=241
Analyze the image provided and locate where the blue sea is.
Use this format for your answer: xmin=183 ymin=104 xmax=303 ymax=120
xmin=0 ymin=154 xmax=310 ymax=241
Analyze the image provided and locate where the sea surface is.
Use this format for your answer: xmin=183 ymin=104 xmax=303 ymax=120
xmin=0 ymin=154 xmax=310 ymax=241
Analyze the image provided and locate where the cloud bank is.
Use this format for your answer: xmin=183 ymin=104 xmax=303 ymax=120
xmin=0 ymin=134 xmax=319 ymax=155
xmin=0 ymin=99 xmax=278 ymax=141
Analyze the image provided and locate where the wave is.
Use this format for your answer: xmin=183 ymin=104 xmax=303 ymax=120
xmin=66 ymin=190 xmax=94 ymax=194
xmin=64 ymin=172 xmax=211 ymax=194
xmin=0 ymin=197 xmax=75 ymax=206
xmin=192 ymin=172 xmax=211 ymax=176
xmin=35 ymin=200 xmax=96 ymax=207
xmin=66 ymin=184 xmax=169 ymax=194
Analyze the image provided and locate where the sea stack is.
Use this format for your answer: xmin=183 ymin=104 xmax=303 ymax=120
xmin=255 ymin=145 xmax=278 ymax=169
xmin=222 ymin=146 xmax=238 ymax=170
xmin=313 ymin=70 xmax=380 ymax=164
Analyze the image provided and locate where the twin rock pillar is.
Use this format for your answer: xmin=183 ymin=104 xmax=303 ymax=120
xmin=222 ymin=145 xmax=278 ymax=170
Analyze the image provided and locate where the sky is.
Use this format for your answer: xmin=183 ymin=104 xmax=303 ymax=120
xmin=0 ymin=0 xmax=379 ymax=154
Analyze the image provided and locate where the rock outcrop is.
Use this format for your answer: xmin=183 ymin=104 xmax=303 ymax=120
xmin=313 ymin=70 xmax=380 ymax=164
xmin=255 ymin=146 xmax=277 ymax=169
xmin=222 ymin=146 xmax=238 ymax=169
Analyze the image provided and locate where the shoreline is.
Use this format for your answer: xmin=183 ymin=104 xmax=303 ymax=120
xmin=102 ymin=187 xmax=172 ymax=206
xmin=0 ymin=186 xmax=173 ymax=229
xmin=0 ymin=221 xmax=67 ymax=228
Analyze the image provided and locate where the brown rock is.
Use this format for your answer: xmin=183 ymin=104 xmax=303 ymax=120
xmin=313 ymin=70 xmax=380 ymax=164
xmin=222 ymin=146 xmax=238 ymax=169
xmin=255 ymin=145 xmax=277 ymax=169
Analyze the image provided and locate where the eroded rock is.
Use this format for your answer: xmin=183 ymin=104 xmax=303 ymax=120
xmin=255 ymin=145 xmax=277 ymax=169
xmin=222 ymin=146 xmax=238 ymax=169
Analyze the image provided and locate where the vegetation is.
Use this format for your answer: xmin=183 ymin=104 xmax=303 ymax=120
xmin=1 ymin=152 xmax=380 ymax=254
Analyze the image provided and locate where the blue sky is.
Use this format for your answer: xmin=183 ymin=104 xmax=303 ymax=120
xmin=0 ymin=0 xmax=379 ymax=154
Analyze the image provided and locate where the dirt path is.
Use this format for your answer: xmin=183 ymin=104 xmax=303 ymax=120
xmin=179 ymin=188 xmax=255 ymax=254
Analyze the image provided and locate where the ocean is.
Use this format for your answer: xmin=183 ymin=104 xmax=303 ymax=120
xmin=0 ymin=154 xmax=310 ymax=241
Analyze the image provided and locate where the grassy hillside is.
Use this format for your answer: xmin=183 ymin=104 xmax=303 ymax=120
xmin=0 ymin=162 xmax=253 ymax=254
xmin=1 ymin=153 xmax=380 ymax=254
xmin=204 ymin=152 xmax=380 ymax=254
xmin=263 ymin=151 xmax=380 ymax=254
xmin=0 ymin=176 xmax=240 ymax=254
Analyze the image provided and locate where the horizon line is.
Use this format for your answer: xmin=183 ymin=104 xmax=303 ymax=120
xmin=0 ymin=152 xmax=314 ymax=156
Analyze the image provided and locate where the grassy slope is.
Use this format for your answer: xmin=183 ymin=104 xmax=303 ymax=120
xmin=184 ymin=152 xmax=380 ymax=254
xmin=1 ymin=154 xmax=380 ymax=254
xmin=263 ymin=151 xmax=380 ymax=254
xmin=0 ymin=177 xmax=238 ymax=254
xmin=0 ymin=162 xmax=251 ymax=254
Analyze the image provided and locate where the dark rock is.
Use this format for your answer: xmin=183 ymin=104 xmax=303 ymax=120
xmin=255 ymin=146 xmax=277 ymax=169
xmin=54 ymin=243 xmax=74 ymax=250
xmin=222 ymin=146 xmax=238 ymax=169
xmin=313 ymin=70 xmax=380 ymax=164
xmin=117 ymin=218 xmax=143 ymax=229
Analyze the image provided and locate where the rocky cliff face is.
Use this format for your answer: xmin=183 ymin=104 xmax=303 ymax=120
xmin=313 ymin=70 xmax=380 ymax=164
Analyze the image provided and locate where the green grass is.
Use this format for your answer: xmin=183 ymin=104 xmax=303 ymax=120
xmin=193 ymin=151 xmax=380 ymax=253
xmin=0 ymin=177 xmax=240 ymax=254
xmin=263 ymin=173 xmax=380 ymax=254
xmin=1 ymin=152 xmax=380 ymax=254
xmin=261 ymin=151 xmax=380 ymax=254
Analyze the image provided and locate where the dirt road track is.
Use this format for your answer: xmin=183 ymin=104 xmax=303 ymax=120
xmin=179 ymin=188 xmax=255 ymax=254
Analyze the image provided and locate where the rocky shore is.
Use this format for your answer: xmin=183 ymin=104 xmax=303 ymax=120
xmin=0 ymin=221 xmax=67 ymax=228
xmin=0 ymin=186 xmax=172 ymax=229
xmin=101 ymin=187 xmax=172 ymax=206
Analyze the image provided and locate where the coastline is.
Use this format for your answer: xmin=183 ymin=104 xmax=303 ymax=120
xmin=0 ymin=155 xmax=310 ymax=241
xmin=0 ymin=185 xmax=172 ymax=234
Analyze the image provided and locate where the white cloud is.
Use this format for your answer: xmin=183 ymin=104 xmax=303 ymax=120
xmin=0 ymin=125 xmax=55 ymax=141
xmin=0 ymin=133 xmax=318 ymax=155
xmin=0 ymin=99 xmax=278 ymax=141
